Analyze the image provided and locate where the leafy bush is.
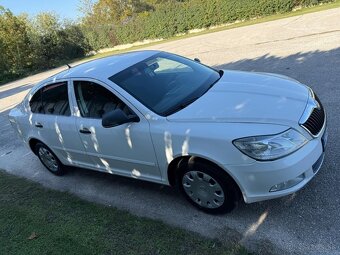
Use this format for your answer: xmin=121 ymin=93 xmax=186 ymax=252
xmin=0 ymin=8 xmax=88 ymax=83
xmin=0 ymin=0 xmax=334 ymax=83
xmin=110 ymin=0 xmax=332 ymax=45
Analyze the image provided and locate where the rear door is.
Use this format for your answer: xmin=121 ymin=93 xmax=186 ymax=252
xmin=70 ymin=79 xmax=161 ymax=182
xmin=29 ymin=81 xmax=90 ymax=166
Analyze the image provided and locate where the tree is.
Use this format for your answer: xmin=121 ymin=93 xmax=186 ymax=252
xmin=79 ymin=0 xmax=154 ymax=49
xmin=0 ymin=6 xmax=88 ymax=83
xmin=30 ymin=12 xmax=61 ymax=68
xmin=0 ymin=6 xmax=32 ymax=80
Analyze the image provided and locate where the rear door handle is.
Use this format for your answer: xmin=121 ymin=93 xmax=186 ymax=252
xmin=35 ymin=122 xmax=43 ymax=128
xmin=79 ymin=128 xmax=91 ymax=134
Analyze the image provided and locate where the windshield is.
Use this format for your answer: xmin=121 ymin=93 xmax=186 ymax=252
xmin=109 ymin=52 xmax=221 ymax=116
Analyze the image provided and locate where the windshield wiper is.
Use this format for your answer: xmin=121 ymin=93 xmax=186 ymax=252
xmin=164 ymin=72 xmax=222 ymax=116
xmin=164 ymin=96 xmax=201 ymax=116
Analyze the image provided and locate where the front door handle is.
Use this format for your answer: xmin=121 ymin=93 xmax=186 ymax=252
xmin=79 ymin=128 xmax=91 ymax=134
xmin=35 ymin=122 xmax=43 ymax=128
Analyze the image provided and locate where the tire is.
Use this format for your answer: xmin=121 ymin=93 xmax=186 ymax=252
xmin=178 ymin=158 xmax=240 ymax=214
xmin=35 ymin=142 xmax=66 ymax=176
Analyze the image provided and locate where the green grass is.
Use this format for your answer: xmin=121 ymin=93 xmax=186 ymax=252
xmin=0 ymin=171 xmax=250 ymax=255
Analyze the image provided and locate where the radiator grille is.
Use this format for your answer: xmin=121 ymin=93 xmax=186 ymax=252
xmin=302 ymin=95 xmax=325 ymax=136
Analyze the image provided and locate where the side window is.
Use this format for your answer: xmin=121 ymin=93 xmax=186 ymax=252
xmin=74 ymin=81 xmax=131 ymax=119
xmin=29 ymin=82 xmax=70 ymax=116
xmin=41 ymin=82 xmax=70 ymax=116
xmin=29 ymin=88 xmax=43 ymax=113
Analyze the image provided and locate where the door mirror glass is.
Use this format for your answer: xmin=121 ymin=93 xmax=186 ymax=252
xmin=102 ymin=108 xmax=139 ymax=128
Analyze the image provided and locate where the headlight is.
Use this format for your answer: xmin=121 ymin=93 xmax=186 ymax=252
xmin=233 ymin=129 xmax=308 ymax=161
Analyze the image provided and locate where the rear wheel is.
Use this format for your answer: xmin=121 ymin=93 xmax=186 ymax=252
xmin=178 ymin=159 xmax=240 ymax=214
xmin=35 ymin=143 xmax=65 ymax=176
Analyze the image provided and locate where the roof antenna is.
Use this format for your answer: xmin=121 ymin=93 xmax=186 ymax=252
xmin=66 ymin=64 xmax=71 ymax=69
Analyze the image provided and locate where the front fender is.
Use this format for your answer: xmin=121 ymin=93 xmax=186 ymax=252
xmin=149 ymin=120 xmax=288 ymax=183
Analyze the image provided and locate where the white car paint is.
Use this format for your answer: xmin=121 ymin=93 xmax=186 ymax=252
xmin=8 ymin=50 xmax=326 ymax=204
xmin=167 ymin=70 xmax=309 ymax=127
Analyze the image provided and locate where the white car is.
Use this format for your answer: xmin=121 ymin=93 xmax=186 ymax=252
xmin=9 ymin=50 xmax=327 ymax=213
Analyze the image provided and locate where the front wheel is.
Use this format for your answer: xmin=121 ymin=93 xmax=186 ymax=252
xmin=178 ymin=160 xmax=240 ymax=214
xmin=35 ymin=142 xmax=65 ymax=176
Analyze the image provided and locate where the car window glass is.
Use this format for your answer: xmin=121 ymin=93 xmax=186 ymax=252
xmin=74 ymin=81 xmax=130 ymax=119
xmin=109 ymin=52 xmax=220 ymax=116
xmin=150 ymin=57 xmax=193 ymax=74
xmin=29 ymin=82 xmax=70 ymax=116
xmin=41 ymin=82 xmax=70 ymax=116
xmin=29 ymin=88 xmax=43 ymax=114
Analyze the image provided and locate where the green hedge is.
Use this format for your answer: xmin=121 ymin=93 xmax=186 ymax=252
xmin=112 ymin=0 xmax=332 ymax=45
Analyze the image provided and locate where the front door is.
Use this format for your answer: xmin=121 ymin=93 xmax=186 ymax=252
xmin=71 ymin=80 xmax=161 ymax=182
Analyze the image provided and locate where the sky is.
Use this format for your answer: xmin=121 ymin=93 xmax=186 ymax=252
xmin=0 ymin=0 xmax=84 ymax=20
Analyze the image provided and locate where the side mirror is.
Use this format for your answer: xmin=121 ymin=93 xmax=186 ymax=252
xmin=194 ymin=58 xmax=201 ymax=63
xmin=102 ymin=108 xmax=139 ymax=128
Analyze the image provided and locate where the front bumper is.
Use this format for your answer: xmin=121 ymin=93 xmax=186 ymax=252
xmin=226 ymin=127 xmax=327 ymax=203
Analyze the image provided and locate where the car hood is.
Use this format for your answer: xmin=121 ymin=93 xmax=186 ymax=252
xmin=167 ymin=70 xmax=309 ymax=126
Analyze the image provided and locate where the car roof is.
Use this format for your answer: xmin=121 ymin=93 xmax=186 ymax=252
xmin=45 ymin=50 xmax=161 ymax=83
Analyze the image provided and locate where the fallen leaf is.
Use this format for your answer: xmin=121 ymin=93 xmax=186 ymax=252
xmin=28 ymin=232 xmax=38 ymax=240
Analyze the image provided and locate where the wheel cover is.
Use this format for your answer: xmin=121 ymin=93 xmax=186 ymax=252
xmin=38 ymin=147 xmax=58 ymax=172
xmin=182 ymin=171 xmax=225 ymax=209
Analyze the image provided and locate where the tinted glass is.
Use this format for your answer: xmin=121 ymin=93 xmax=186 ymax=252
xmin=74 ymin=81 xmax=130 ymax=119
xmin=29 ymin=82 xmax=70 ymax=116
xmin=29 ymin=88 xmax=43 ymax=113
xmin=109 ymin=52 xmax=220 ymax=116
xmin=41 ymin=82 xmax=70 ymax=116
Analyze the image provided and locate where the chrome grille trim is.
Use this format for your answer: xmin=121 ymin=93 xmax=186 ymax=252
xmin=299 ymin=91 xmax=326 ymax=137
